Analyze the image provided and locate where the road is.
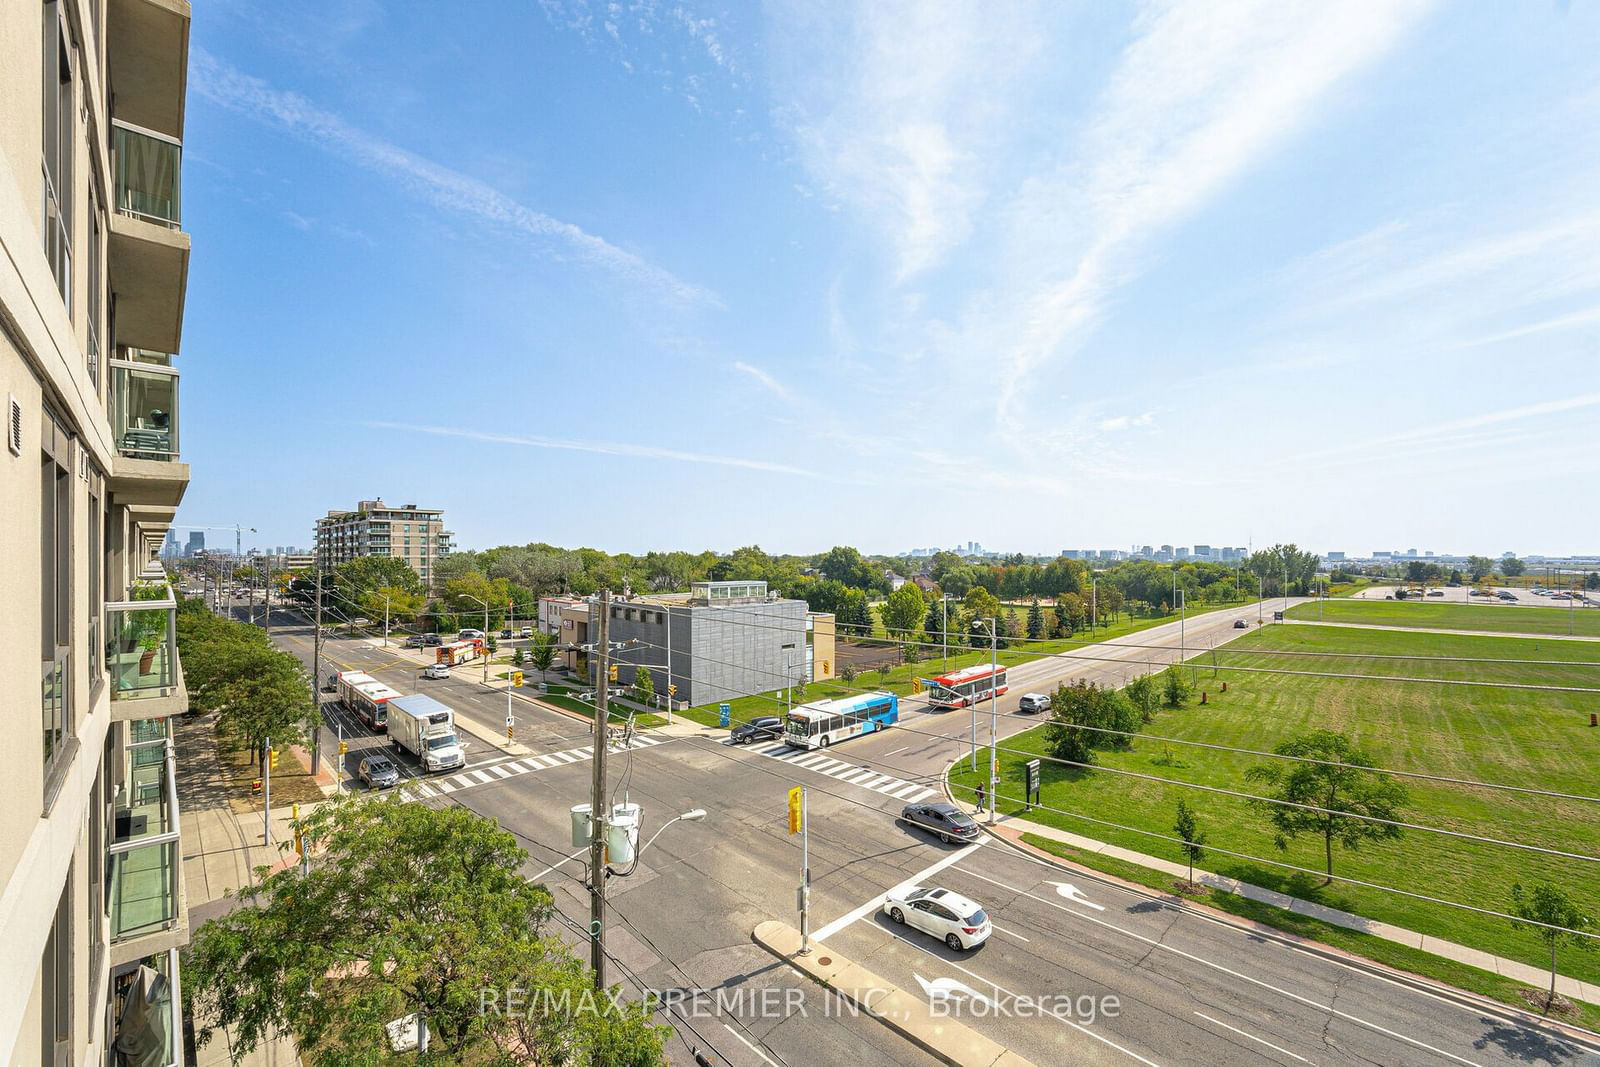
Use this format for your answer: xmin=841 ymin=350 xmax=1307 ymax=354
xmin=225 ymin=591 xmax=1598 ymax=1065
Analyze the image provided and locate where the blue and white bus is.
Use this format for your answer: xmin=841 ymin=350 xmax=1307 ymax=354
xmin=784 ymin=691 xmax=899 ymax=750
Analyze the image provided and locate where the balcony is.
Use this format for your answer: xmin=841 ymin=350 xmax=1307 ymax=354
xmin=109 ymin=210 xmax=189 ymax=355
xmin=108 ymin=0 xmax=191 ymax=141
xmin=110 ymin=358 xmax=179 ymax=460
xmin=108 ymin=734 xmax=186 ymax=965
xmin=110 ymin=947 xmax=182 ymax=1067
xmin=105 ymin=590 xmax=187 ymax=719
xmin=113 ymin=121 xmax=181 ymax=228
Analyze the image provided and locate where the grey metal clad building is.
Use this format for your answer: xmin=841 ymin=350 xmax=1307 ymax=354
xmin=593 ymin=581 xmax=809 ymax=708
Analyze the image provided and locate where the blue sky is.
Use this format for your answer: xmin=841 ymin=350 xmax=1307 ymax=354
xmin=178 ymin=1 xmax=1600 ymax=558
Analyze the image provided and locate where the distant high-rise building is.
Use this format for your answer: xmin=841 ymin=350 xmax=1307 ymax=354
xmin=1193 ymin=545 xmax=1212 ymax=559
xmin=315 ymin=498 xmax=453 ymax=587
xmin=1326 ymin=551 xmax=1346 ymax=562
xmin=186 ymin=531 xmax=206 ymax=557
xmin=1176 ymin=546 xmax=1190 ymax=560
xmin=163 ymin=529 xmax=179 ymax=558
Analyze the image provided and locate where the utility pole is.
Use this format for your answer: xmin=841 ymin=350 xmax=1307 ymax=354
xmin=589 ymin=589 xmax=613 ymax=991
xmin=262 ymin=735 xmax=271 ymax=844
xmin=311 ymin=569 xmax=324 ymax=778
xmin=987 ymin=617 xmax=998 ymax=826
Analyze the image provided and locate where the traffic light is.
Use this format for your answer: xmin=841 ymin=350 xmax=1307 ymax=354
xmin=822 ymin=660 xmax=830 ymax=675
xmin=912 ymin=678 xmax=923 ymax=693
xmin=268 ymin=748 xmax=279 ymax=770
xmin=668 ymin=684 xmax=677 ymax=696
xmin=608 ymin=664 xmax=619 ymax=682
xmin=787 ymin=786 xmax=804 ymax=835
xmin=512 ymin=670 xmax=524 ymax=688
xmin=338 ymin=740 xmax=348 ymax=755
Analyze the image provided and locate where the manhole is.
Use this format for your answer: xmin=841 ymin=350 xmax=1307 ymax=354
xmin=818 ymin=956 xmax=832 ymax=966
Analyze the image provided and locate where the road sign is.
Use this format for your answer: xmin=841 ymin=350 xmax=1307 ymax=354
xmin=1025 ymin=759 xmax=1041 ymax=809
xmin=787 ymin=786 xmax=804 ymax=834
xmin=719 ymin=703 xmax=731 ymax=729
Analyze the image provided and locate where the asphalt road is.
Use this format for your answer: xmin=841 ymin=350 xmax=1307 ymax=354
xmin=225 ymin=593 xmax=1599 ymax=1065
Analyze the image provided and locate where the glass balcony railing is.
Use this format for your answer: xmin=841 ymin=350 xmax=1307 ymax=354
xmin=110 ymin=948 xmax=181 ymax=1067
xmin=109 ymin=737 xmax=181 ymax=943
xmin=106 ymin=593 xmax=178 ymax=701
xmin=113 ymin=121 xmax=181 ymax=228
xmin=110 ymin=359 xmax=179 ymax=461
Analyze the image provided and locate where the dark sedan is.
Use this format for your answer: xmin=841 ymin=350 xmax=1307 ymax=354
xmin=358 ymin=754 xmax=400 ymax=790
xmin=900 ymin=801 xmax=980 ymax=844
xmin=729 ymin=716 xmax=784 ymax=744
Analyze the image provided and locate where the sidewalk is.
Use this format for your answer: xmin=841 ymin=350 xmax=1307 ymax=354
xmin=952 ymin=798 xmax=1600 ymax=1007
xmin=178 ymin=713 xmax=320 ymax=1066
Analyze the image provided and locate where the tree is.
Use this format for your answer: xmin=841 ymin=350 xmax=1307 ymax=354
xmin=185 ymin=801 xmax=667 ymax=1064
xmin=1405 ymin=560 xmax=1428 ymax=583
xmin=512 ymin=647 xmax=524 ymax=668
xmin=633 ymin=665 xmax=655 ymax=706
xmin=529 ymin=631 xmax=557 ymax=682
xmin=1587 ymin=572 xmax=1600 ymax=591
xmin=818 ymin=545 xmax=877 ymax=590
xmin=1053 ymin=599 xmax=1073 ymax=637
xmin=1500 ymin=556 xmax=1527 ymax=578
xmin=963 ymin=587 xmax=1003 ymax=647
xmin=1161 ymin=665 xmax=1191 ymax=708
xmin=838 ymin=663 xmax=858 ymax=683
xmin=177 ymin=611 xmax=312 ymax=769
xmin=1043 ymin=680 xmax=1140 ymax=765
xmin=1026 ymin=600 xmax=1044 ymax=640
xmin=1174 ymin=799 xmax=1208 ymax=884
xmin=1245 ymin=731 xmax=1408 ymax=884
xmin=334 ymin=554 xmax=423 ymax=597
xmin=881 ymin=584 xmax=926 ymax=645
xmin=1466 ymin=555 xmax=1496 ymax=582
xmin=1509 ymin=881 xmax=1594 ymax=1013
xmin=1125 ymin=674 xmax=1159 ymax=723
xmin=1003 ymin=607 xmax=1022 ymax=646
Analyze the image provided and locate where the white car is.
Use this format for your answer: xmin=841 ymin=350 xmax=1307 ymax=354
xmin=1017 ymin=693 xmax=1050 ymax=714
xmin=882 ymin=886 xmax=991 ymax=950
xmin=421 ymin=664 xmax=451 ymax=680
xmin=520 ymin=626 xmax=534 ymax=638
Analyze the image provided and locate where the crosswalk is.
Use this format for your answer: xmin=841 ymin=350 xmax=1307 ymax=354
xmin=737 ymin=741 xmax=937 ymax=803
xmin=399 ymin=734 xmax=666 ymax=801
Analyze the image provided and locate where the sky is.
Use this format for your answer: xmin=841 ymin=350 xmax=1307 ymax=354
xmin=176 ymin=0 xmax=1600 ymax=559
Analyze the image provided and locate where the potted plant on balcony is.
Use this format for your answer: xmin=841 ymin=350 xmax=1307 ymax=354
xmin=131 ymin=582 xmax=170 ymax=678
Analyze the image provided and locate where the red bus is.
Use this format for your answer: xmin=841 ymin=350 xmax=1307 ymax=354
xmin=927 ymin=663 xmax=1008 ymax=709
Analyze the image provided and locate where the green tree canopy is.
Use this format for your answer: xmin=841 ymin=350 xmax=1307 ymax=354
xmin=1174 ymin=799 xmax=1208 ymax=884
xmin=1245 ymin=730 xmax=1408 ymax=884
xmin=1500 ymin=556 xmax=1527 ymax=577
xmin=881 ymin=583 xmax=927 ymax=644
xmin=1466 ymin=555 xmax=1496 ymax=581
xmin=1509 ymin=881 xmax=1594 ymax=1013
xmin=1042 ymin=680 xmax=1140 ymax=765
xmin=185 ymin=800 xmax=667 ymax=1065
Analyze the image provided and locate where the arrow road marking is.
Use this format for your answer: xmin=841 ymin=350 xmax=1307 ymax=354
xmin=1050 ymin=881 xmax=1105 ymax=910
xmin=913 ymin=973 xmax=996 ymax=1011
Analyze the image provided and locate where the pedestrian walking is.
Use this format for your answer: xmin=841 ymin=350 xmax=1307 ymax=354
xmin=975 ymin=782 xmax=987 ymax=813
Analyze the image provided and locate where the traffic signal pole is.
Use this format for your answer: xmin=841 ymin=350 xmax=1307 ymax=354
xmin=589 ymin=589 xmax=612 ymax=990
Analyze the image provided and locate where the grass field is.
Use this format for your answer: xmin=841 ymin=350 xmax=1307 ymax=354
xmin=677 ymin=604 xmax=1230 ymax=729
xmin=951 ymin=622 xmax=1600 ymax=989
xmin=1286 ymin=597 xmax=1600 ymax=637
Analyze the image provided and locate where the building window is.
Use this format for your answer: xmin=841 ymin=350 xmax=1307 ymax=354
xmin=41 ymin=407 xmax=74 ymax=785
xmin=87 ymin=198 xmax=102 ymax=391
xmin=41 ymin=867 xmax=74 ymax=1064
xmin=42 ymin=1 xmax=75 ymax=305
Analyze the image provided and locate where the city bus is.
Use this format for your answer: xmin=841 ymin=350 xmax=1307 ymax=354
xmin=925 ymin=663 xmax=1008 ymax=710
xmin=336 ymin=671 xmax=401 ymax=731
xmin=783 ymin=691 xmax=899 ymax=750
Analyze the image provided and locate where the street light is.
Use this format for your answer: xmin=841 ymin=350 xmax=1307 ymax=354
xmin=613 ymin=808 xmax=707 ymax=877
xmin=971 ymin=617 xmax=998 ymax=825
xmin=459 ymin=593 xmax=491 ymax=683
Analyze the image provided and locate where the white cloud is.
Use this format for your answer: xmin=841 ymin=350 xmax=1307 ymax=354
xmin=985 ymin=0 xmax=1435 ymax=432
xmin=191 ymin=49 xmax=717 ymax=307
xmin=732 ymin=361 xmax=796 ymax=403
xmin=1097 ymin=412 xmax=1155 ymax=433
xmin=364 ymin=421 xmax=826 ymax=479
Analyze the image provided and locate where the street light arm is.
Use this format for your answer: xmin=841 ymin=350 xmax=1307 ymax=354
xmin=613 ymin=809 xmax=706 ymax=878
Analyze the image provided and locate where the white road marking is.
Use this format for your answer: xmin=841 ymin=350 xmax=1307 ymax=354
xmin=991 ymin=922 xmax=1031 ymax=943
xmin=957 ymin=869 xmax=1479 ymax=1066
xmin=812 ymin=840 xmax=982 ymax=943
xmin=721 ymin=1022 xmax=781 ymax=1067
xmin=1051 ymin=881 xmax=1105 ymax=911
xmin=883 ymin=745 xmax=908 ymax=757
xmin=859 ymin=921 xmax=1160 ymax=1066
xmin=1192 ymin=1012 xmax=1313 ymax=1064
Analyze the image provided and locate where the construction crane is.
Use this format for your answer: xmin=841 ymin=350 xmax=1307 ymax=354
xmin=167 ymin=523 xmax=257 ymax=614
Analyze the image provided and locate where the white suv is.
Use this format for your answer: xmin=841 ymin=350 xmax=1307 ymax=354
xmin=883 ymin=886 xmax=991 ymax=950
xmin=1018 ymin=693 xmax=1050 ymax=714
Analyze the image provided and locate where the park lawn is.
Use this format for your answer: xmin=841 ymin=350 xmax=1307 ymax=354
xmin=1019 ymin=833 xmax=1600 ymax=1028
xmin=951 ymin=622 xmax=1600 ymax=986
xmin=1286 ymin=597 xmax=1600 ymax=637
xmin=679 ymin=603 xmax=1247 ymax=730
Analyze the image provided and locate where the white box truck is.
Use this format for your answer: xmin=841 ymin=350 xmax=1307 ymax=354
xmin=387 ymin=693 xmax=466 ymax=773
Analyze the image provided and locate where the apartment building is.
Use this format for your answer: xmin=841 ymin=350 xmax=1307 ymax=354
xmin=314 ymin=497 xmax=451 ymax=587
xmin=0 ymin=1 xmax=193 ymax=1064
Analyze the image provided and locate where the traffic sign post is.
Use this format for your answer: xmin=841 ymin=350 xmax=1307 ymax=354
xmin=1025 ymin=759 xmax=1041 ymax=811
xmin=788 ymin=786 xmax=811 ymax=955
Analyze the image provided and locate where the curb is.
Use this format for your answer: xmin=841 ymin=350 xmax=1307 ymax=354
xmin=751 ymin=921 xmax=1034 ymax=1067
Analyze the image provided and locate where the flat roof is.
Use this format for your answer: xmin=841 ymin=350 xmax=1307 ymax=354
xmin=788 ymin=691 xmax=895 ymax=719
xmin=388 ymin=693 xmax=452 ymax=717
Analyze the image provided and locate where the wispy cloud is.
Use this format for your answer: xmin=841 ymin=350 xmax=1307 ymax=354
xmin=731 ymin=361 xmax=796 ymax=404
xmin=191 ymin=49 xmax=718 ymax=307
xmin=1096 ymin=412 xmax=1156 ymax=433
xmin=985 ymin=0 xmax=1434 ymax=431
xmin=364 ymin=421 xmax=825 ymax=479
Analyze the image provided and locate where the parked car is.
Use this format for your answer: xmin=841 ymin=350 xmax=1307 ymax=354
xmin=520 ymin=626 xmax=534 ymax=638
xmin=1234 ymin=619 xmax=1248 ymax=629
xmin=730 ymin=716 xmax=783 ymax=744
xmin=1427 ymin=590 xmax=1445 ymax=597
xmin=422 ymin=663 xmax=451 ymax=680
xmin=423 ymin=633 xmax=443 ymax=646
xmin=403 ymin=635 xmax=424 ymax=648
xmin=882 ymin=886 xmax=991 ymax=950
xmin=900 ymin=802 xmax=980 ymax=844
xmin=500 ymin=628 xmax=513 ymax=639
xmin=459 ymin=628 xmax=485 ymax=640
xmin=358 ymin=754 xmax=400 ymax=790
xmin=1017 ymin=693 xmax=1050 ymax=714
